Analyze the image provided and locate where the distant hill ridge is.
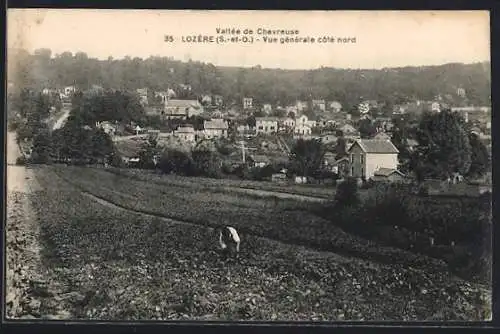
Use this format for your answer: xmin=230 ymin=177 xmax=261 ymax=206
xmin=7 ymin=48 xmax=491 ymax=108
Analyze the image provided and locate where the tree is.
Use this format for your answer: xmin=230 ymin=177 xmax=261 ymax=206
xmin=138 ymin=135 xmax=160 ymax=169
xmin=391 ymin=126 xmax=411 ymax=173
xmin=191 ymin=149 xmax=222 ymax=178
xmin=288 ymin=138 xmax=326 ymax=177
xmin=158 ymin=149 xmax=193 ymax=175
xmin=467 ymin=132 xmax=490 ymax=178
xmin=413 ymin=109 xmax=472 ymax=179
xmin=358 ymin=118 xmax=377 ymax=139
xmin=334 ymin=177 xmax=360 ymax=208
xmin=30 ymin=127 xmax=52 ymax=164
xmin=335 ymin=136 xmax=348 ymax=160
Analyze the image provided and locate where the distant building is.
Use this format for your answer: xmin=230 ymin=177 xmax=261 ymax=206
xmin=457 ymin=87 xmax=466 ymax=98
xmin=431 ymin=102 xmax=441 ymax=113
xmin=296 ymin=115 xmax=316 ymax=128
xmin=64 ymin=85 xmax=76 ymax=96
xmin=256 ymin=117 xmax=279 ymax=134
xmin=294 ymin=123 xmax=312 ymax=136
xmin=204 ymin=119 xmax=229 ymax=138
xmin=164 ymin=99 xmax=203 ymax=119
xmin=371 ymin=168 xmax=405 ymax=183
xmin=347 ymin=139 xmax=399 ymax=180
xmin=312 ymin=99 xmax=326 ymax=111
xmin=262 ymin=103 xmax=273 ymax=114
xmin=243 ymin=97 xmax=253 ymax=109
xmin=328 ymin=101 xmax=342 ymax=113
xmin=282 ymin=117 xmax=296 ymax=129
xmin=174 ymin=125 xmax=196 ymax=143
xmin=251 ymin=155 xmax=271 ymax=168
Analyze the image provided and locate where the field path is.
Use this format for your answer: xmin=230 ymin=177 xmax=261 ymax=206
xmin=51 ymin=106 xmax=71 ymax=131
xmin=6 ymin=131 xmax=72 ymax=320
xmin=79 ymin=190 xmax=348 ymax=264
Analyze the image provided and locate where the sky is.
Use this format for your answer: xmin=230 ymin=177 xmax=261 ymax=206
xmin=7 ymin=9 xmax=491 ymax=70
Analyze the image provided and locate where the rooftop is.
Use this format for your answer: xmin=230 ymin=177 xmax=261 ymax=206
xmin=374 ymin=168 xmax=404 ymax=177
xmin=204 ymin=119 xmax=229 ymax=130
xmin=350 ymin=139 xmax=399 ymax=154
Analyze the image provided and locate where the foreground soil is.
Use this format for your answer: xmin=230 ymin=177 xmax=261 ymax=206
xmin=17 ymin=165 xmax=491 ymax=321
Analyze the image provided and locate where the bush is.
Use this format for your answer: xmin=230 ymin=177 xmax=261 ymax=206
xmin=334 ymin=177 xmax=360 ymax=208
xmin=159 ymin=149 xmax=193 ymax=175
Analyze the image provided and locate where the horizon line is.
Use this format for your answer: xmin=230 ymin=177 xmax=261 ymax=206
xmin=9 ymin=48 xmax=491 ymax=72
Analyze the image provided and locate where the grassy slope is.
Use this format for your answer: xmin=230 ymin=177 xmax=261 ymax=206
xmin=31 ymin=166 xmax=490 ymax=321
xmin=52 ymin=166 xmax=448 ymax=272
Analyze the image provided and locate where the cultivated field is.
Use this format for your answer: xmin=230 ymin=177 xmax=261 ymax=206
xmin=13 ymin=164 xmax=488 ymax=321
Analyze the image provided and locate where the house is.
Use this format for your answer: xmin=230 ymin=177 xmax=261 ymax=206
xmin=312 ymin=99 xmax=326 ymax=111
xmin=174 ymin=125 xmax=196 ymax=143
xmin=294 ymin=124 xmax=312 ymax=136
xmin=371 ymin=168 xmax=405 ymax=183
xmin=243 ymin=97 xmax=253 ymax=109
xmin=323 ymin=152 xmax=337 ymax=170
xmin=204 ymin=119 xmax=229 ymax=138
xmin=282 ymin=117 xmax=296 ymax=130
xmin=339 ymin=124 xmax=358 ymax=136
xmin=64 ymin=85 xmax=76 ymax=96
xmin=251 ymin=155 xmax=271 ymax=168
xmin=256 ymin=117 xmax=279 ymax=134
xmin=164 ymin=99 xmax=203 ymax=119
xmin=296 ymin=115 xmax=316 ymax=128
xmin=347 ymin=139 xmax=399 ymax=180
xmin=328 ymin=101 xmax=342 ymax=113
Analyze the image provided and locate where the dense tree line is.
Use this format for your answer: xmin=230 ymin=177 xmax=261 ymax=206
xmin=8 ymin=48 xmax=491 ymax=109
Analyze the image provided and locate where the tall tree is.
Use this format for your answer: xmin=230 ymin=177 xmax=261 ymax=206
xmin=467 ymin=132 xmax=490 ymax=178
xmin=288 ymin=138 xmax=326 ymax=177
xmin=413 ymin=109 xmax=472 ymax=179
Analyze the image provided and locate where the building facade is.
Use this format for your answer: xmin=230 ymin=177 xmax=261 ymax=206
xmin=348 ymin=139 xmax=399 ymax=180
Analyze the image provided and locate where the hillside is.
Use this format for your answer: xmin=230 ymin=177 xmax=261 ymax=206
xmin=7 ymin=48 xmax=491 ymax=108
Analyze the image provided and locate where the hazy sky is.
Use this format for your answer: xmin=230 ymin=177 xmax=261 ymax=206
xmin=7 ymin=9 xmax=490 ymax=70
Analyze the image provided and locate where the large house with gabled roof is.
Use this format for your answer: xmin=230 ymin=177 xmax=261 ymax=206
xmin=347 ymin=139 xmax=400 ymax=180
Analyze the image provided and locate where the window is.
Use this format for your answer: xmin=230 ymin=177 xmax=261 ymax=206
xmin=360 ymin=154 xmax=364 ymax=164
xmin=361 ymin=166 xmax=364 ymax=177
xmin=258 ymin=126 xmax=263 ymax=130
xmin=350 ymin=154 xmax=354 ymax=163
xmin=351 ymin=166 xmax=354 ymax=176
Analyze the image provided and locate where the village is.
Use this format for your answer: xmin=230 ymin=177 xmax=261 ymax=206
xmin=36 ymin=82 xmax=492 ymax=188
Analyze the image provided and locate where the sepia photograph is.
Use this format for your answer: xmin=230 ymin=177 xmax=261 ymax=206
xmin=5 ymin=9 xmax=492 ymax=322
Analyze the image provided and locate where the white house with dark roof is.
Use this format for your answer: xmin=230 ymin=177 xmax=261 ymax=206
xmin=347 ymin=139 xmax=399 ymax=180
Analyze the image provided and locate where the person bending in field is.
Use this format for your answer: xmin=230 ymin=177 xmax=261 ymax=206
xmin=215 ymin=225 xmax=240 ymax=258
